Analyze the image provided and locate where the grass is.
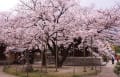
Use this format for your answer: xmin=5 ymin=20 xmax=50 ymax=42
xmin=3 ymin=65 xmax=100 ymax=77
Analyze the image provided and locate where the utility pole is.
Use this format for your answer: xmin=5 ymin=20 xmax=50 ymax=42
xmin=73 ymin=42 xmax=75 ymax=75
xmin=83 ymin=38 xmax=87 ymax=72
xmin=55 ymin=32 xmax=58 ymax=72
xmin=45 ymin=41 xmax=48 ymax=73
xmin=90 ymin=36 xmax=94 ymax=70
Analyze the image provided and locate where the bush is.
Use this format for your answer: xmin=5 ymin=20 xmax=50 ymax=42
xmin=114 ymin=62 xmax=120 ymax=75
xmin=117 ymin=62 xmax=120 ymax=65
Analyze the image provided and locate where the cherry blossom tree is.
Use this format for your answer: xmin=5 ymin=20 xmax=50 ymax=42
xmin=1 ymin=0 xmax=120 ymax=68
xmin=15 ymin=0 xmax=82 ymax=67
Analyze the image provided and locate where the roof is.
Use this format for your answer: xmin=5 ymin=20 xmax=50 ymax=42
xmin=9 ymin=48 xmax=27 ymax=53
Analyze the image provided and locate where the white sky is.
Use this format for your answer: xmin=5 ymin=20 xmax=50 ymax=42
xmin=0 ymin=0 xmax=18 ymax=11
xmin=0 ymin=0 xmax=120 ymax=11
xmin=80 ymin=0 xmax=120 ymax=9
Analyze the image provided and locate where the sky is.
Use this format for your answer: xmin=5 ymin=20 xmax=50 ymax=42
xmin=0 ymin=0 xmax=120 ymax=11
xmin=0 ymin=0 xmax=18 ymax=11
xmin=80 ymin=0 xmax=120 ymax=9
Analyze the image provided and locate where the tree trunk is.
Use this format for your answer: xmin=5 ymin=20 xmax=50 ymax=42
xmin=24 ymin=63 xmax=33 ymax=72
xmin=24 ymin=51 xmax=33 ymax=72
xmin=42 ymin=51 xmax=46 ymax=67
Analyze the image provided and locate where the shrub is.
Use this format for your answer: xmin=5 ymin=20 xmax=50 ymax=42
xmin=114 ymin=62 xmax=120 ymax=75
xmin=117 ymin=62 xmax=120 ymax=65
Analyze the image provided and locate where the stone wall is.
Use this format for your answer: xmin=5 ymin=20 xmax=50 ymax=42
xmin=63 ymin=57 xmax=103 ymax=66
xmin=47 ymin=56 xmax=103 ymax=66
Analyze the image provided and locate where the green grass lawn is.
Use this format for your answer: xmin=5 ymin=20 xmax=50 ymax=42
xmin=3 ymin=65 xmax=100 ymax=77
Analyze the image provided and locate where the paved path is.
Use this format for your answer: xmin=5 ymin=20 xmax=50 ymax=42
xmin=0 ymin=66 xmax=17 ymax=77
xmin=90 ymin=60 xmax=118 ymax=77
